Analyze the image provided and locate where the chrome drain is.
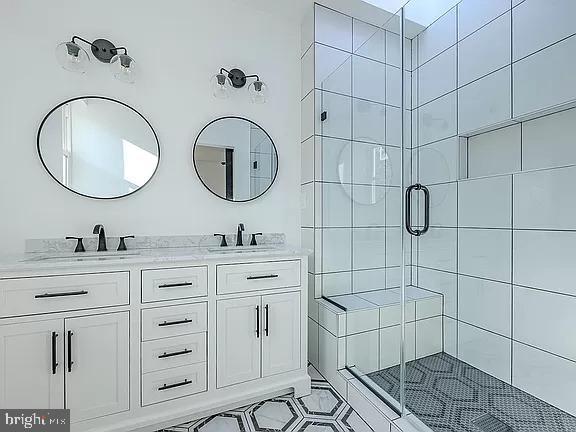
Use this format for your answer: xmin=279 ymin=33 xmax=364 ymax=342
xmin=473 ymin=414 xmax=513 ymax=432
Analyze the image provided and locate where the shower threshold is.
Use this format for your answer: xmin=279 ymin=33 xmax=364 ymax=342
xmin=364 ymin=353 xmax=576 ymax=432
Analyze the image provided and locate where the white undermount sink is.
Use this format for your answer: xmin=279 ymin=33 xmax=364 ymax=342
xmin=22 ymin=252 xmax=142 ymax=263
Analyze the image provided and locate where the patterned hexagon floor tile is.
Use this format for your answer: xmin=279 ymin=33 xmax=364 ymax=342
xmin=246 ymin=398 xmax=302 ymax=431
xmin=292 ymin=419 xmax=346 ymax=432
xmin=296 ymin=383 xmax=346 ymax=419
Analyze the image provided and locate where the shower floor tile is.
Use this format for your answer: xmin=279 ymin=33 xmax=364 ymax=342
xmin=367 ymin=352 xmax=576 ymax=432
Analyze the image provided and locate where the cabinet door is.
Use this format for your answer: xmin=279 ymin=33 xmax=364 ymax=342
xmin=65 ymin=312 xmax=129 ymax=423
xmin=0 ymin=320 xmax=64 ymax=409
xmin=216 ymin=296 xmax=261 ymax=387
xmin=262 ymin=292 xmax=301 ymax=377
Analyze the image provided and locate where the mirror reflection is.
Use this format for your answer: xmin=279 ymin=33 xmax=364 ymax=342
xmin=38 ymin=97 xmax=159 ymax=199
xmin=193 ymin=117 xmax=278 ymax=202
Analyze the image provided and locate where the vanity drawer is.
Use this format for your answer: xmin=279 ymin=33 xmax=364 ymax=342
xmin=217 ymin=260 xmax=301 ymax=295
xmin=142 ymin=333 xmax=206 ymax=374
xmin=141 ymin=363 xmax=206 ymax=406
xmin=141 ymin=303 xmax=207 ymax=341
xmin=142 ymin=266 xmax=208 ymax=303
xmin=0 ymin=272 xmax=129 ymax=317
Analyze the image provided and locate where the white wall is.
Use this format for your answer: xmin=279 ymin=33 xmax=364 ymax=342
xmin=0 ymin=0 xmax=301 ymax=254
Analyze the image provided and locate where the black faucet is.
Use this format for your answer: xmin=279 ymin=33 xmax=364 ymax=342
xmin=93 ymin=224 xmax=107 ymax=252
xmin=236 ymin=223 xmax=245 ymax=246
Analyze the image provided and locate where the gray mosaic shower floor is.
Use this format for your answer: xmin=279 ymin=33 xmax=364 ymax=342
xmin=367 ymin=352 xmax=576 ymax=432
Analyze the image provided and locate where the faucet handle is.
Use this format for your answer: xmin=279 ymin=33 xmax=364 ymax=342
xmin=117 ymin=236 xmax=135 ymax=251
xmin=66 ymin=237 xmax=85 ymax=253
xmin=250 ymin=233 xmax=263 ymax=246
xmin=214 ymin=234 xmax=228 ymax=247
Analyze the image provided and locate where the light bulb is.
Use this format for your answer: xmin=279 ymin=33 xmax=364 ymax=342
xmin=110 ymin=53 xmax=138 ymax=83
xmin=55 ymin=41 xmax=89 ymax=74
xmin=248 ymin=80 xmax=268 ymax=104
xmin=211 ymin=73 xmax=232 ymax=99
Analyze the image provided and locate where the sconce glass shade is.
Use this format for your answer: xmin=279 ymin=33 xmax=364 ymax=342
xmin=248 ymin=80 xmax=269 ymax=104
xmin=110 ymin=53 xmax=138 ymax=83
xmin=211 ymin=73 xmax=232 ymax=99
xmin=55 ymin=41 xmax=89 ymax=74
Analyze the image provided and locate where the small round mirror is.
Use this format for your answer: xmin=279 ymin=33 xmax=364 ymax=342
xmin=37 ymin=96 xmax=160 ymax=199
xmin=193 ymin=117 xmax=278 ymax=202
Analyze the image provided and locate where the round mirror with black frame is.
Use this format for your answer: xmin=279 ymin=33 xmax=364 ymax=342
xmin=193 ymin=116 xmax=278 ymax=202
xmin=37 ymin=96 xmax=160 ymax=199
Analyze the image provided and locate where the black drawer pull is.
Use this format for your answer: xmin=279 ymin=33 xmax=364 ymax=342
xmin=158 ymin=348 xmax=193 ymax=359
xmin=67 ymin=330 xmax=74 ymax=372
xmin=51 ymin=332 xmax=58 ymax=375
xmin=35 ymin=290 xmax=88 ymax=299
xmin=158 ymin=318 xmax=193 ymax=327
xmin=158 ymin=379 xmax=192 ymax=391
xmin=246 ymin=274 xmax=279 ymax=280
xmin=158 ymin=282 xmax=193 ymax=288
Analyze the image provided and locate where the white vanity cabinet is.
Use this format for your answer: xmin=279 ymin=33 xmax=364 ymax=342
xmin=0 ymin=250 xmax=309 ymax=432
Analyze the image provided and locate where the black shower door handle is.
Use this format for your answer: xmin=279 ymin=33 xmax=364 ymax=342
xmin=405 ymin=183 xmax=430 ymax=237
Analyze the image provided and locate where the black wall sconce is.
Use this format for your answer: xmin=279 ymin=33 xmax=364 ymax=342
xmin=212 ymin=67 xmax=268 ymax=104
xmin=56 ymin=36 xmax=138 ymax=83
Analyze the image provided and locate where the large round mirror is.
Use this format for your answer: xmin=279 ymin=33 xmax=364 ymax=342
xmin=37 ymin=96 xmax=160 ymax=199
xmin=193 ymin=117 xmax=278 ymax=202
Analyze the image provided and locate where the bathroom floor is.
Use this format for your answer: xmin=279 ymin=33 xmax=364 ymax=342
xmin=368 ymin=352 xmax=576 ymax=432
xmin=159 ymin=366 xmax=373 ymax=432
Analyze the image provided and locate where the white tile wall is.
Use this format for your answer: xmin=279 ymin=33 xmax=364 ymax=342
xmin=458 ymin=176 xmax=512 ymax=228
xmin=322 ymin=272 xmax=353 ymax=297
xmin=418 ymin=137 xmax=459 ymax=184
xmin=513 ymin=165 xmax=576 ymax=230
xmin=417 ymin=46 xmax=457 ymax=106
xmin=443 ymin=317 xmax=458 ymax=356
xmin=302 ymin=45 xmax=314 ymax=98
xmin=315 ymin=44 xmax=352 ymax=95
xmin=417 ymin=92 xmax=458 ymax=145
xmin=380 ymin=322 xmax=416 ymax=369
xmin=319 ymin=183 xmax=352 ymax=227
xmin=416 ymin=7 xmax=457 ymax=67
xmin=353 ymin=20 xmax=386 ymax=63
xmin=418 ymin=227 xmax=457 ymax=273
xmin=467 ymin=124 xmax=521 ymax=177
xmin=322 ymin=228 xmax=352 ymax=273
xmin=315 ymin=90 xmax=352 ymax=139
xmin=315 ymin=5 xmax=352 ymax=52
xmin=458 ymin=322 xmax=512 ymax=383
xmin=353 ymin=56 xmax=386 ymax=103
xmin=347 ymin=330 xmax=380 ymax=373
xmin=316 ymin=136 xmax=351 ymax=184
xmin=385 ymin=66 xmax=402 ymax=107
xmin=352 ymin=99 xmax=386 ymax=144
xmin=353 ymin=268 xmax=386 ymax=293
xmin=352 ymin=184 xmax=386 ymax=227
xmin=352 ymin=142 xmax=388 ymax=186
xmin=513 ymin=286 xmax=576 ymax=361
xmin=512 ymin=0 xmax=576 ymax=61
xmin=458 ymin=12 xmax=511 ymax=86
xmin=415 ymin=316 xmax=443 ymax=358
xmin=513 ymin=342 xmax=576 ymax=416
xmin=425 ymin=182 xmax=457 ymax=227
xmin=415 ymin=267 xmax=457 ymax=318
xmin=458 ymin=0 xmax=511 ymax=40
xmin=308 ymin=318 xmax=319 ymax=367
xmin=458 ymin=67 xmax=512 ymax=134
xmin=301 ymin=183 xmax=314 ymax=227
xmin=385 ymin=227 xmax=402 ymax=268
xmin=458 ymin=228 xmax=511 ymax=282
xmin=459 ymin=275 xmax=511 ymax=336
xmin=301 ymin=91 xmax=314 ymax=141
xmin=301 ymin=136 xmax=314 ymax=184
xmin=353 ymin=228 xmax=386 ymax=270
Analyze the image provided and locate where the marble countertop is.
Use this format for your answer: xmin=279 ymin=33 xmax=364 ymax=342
xmin=0 ymin=245 xmax=310 ymax=274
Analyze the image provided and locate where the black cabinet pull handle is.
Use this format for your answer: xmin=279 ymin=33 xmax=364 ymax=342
xmin=158 ymin=282 xmax=193 ymax=289
xmin=256 ymin=305 xmax=260 ymax=338
xmin=264 ymin=304 xmax=269 ymax=337
xmin=158 ymin=349 xmax=193 ymax=359
xmin=158 ymin=379 xmax=192 ymax=391
xmin=67 ymin=331 xmax=73 ymax=372
xmin=51 ymin=332 xmax=58 ymax=374
xmin=247 ymin=274 xmax=279 ymax=280
xmin=158 ymin=318 xmax=193 ymax=327
xmin=405 ymin=183 xmax=430 ymax=237
xmin=35 ymin=290 xmax=88 ymax=299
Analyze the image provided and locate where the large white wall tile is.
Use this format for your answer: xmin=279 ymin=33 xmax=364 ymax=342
xmin=386 ymin=31 xmax=412 ymax=71
xmin=459 ymin=322 xmax=512 ymax=383
xmin=459 ymin=228 xmax=511 ymax=282
xmin=352 ymin=142 xmax=388 ymax=186
xmin=316 ymin=136 xmax=351 ymax=184
xmin=380 ymin=322 xmax=416 ymax=369
xmin=385 ymin=66 xmax=402 ymax=107
xmin=353 ymin=99 xmax=386 ymax=144
xmin=352 ymin=185 xmax=386 ymax=227
xmin=415 ymin=267 xmax=457 ymax=318
xmin=467 ymin=124 xmax=521 ymax=177
xmin=353 ymin=56 xmax=386 ymax=104
xmin=353 ymin=228 xmax=385 ymax=270
xmin=458 ymin=12 xmax=511 ymax=86
xmin=459 ymin=275 xmax=511 ymax=336
xmin=301 ymin=228 xmax=315 ymax=272
xmin=302 ymin=45 xmax=314 ymax=98
xmin=301 ymin=183 xmax=314 ymax=228
xmin=513 ymin=230 xmax=576 ymax=296
xmin=513 ymin=35 xmax=576 ymax=118
xmin=418 ymin=92 xmax=458 ymax=146
xmin=418 ymin=227 xmax=457 ymax=273
xmin=512 ymin=0 xmax=576 ymax=61
xmin=308 ymin=318 xmax=319 ymax=367
xmin=353 ymin=268 xmax=386 ymax=293
xmin=322 ymin=272 xmax=353 ymax=297
xmin=458 ymin=0 xmax=511 ymax=40
xmin=514 ymin=166 xmax=576 ymax=230
xmin=301 ymin=136 xmax=314 ymax=184
xmin=301 ymin=91 xmax=314 ymax=141
xmin=353 ymin=20 xmax=386 ymax=63
xmin=346 ymin=330 xmax=380 ymax=373
xmin=458 ymin=176 xmax=512 ymax=228
xmin=514 ymin=286 xmax=576 ymax=362
xmin=417 ymin=46 xmax=457 ymax=106
xmin=386 ymin=187 xmax=401 ymax=227
xmin=423 ymin=182 xmax=457 ymax=227
xmin=418 ymin=137 xmax=459 ymax=185
xmin=522 ymin=108 xmax=576 ymax=170
xmin=319 ymin=183 xmax=352 ymax=227
xmin=458 ymin=67 xmax=512 ymax=135
xmin=444 ymin=317 xmax=458 ymax=356
xmin=322 ymin=228 xmax=352 ymax=272
xmin=385 ymin=227 xmax=402 ymax=268
xmin=416 ymin=316 xmax=443 ymax=358
xmin=315 ymin=44 xmax=352 ymax=95
xmin=513 ymin=342 xmax=576 ymax=416
xmin=315 ymin=90 xmax=352 ymax=139
xmin=315 ymin=5 xmax=352 ymax=52
xmin=416 ymin=7 xmax=457 ymax=67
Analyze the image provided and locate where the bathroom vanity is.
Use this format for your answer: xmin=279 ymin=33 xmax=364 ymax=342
xmin=0 ymin=243 xmax=309 ymax=432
